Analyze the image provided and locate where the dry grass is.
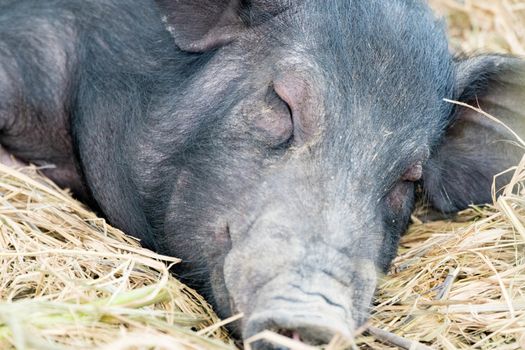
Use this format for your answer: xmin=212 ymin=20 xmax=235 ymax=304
xmin=0 ymin=164 xmax=235 ymax=350
xmin=1 ymin=1 xmax=525 ymax=349
xmin=429 ymin=0 xmax=525 ymax=55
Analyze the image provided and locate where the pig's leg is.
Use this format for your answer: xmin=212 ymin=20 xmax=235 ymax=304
xmin=0 ymin=64 xmax=29 ymax=170
xmin=0 ymin=9 xmax=88 ymax=200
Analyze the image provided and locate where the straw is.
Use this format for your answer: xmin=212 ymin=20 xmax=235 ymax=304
xmin=0 ymin=164 xmax=236 ymax=350
xmin=2 ymin=1 xmax=525 ymax=349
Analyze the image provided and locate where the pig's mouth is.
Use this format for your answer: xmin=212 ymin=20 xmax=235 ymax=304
xmin=244 ymin=308 xmax=355 ymax=346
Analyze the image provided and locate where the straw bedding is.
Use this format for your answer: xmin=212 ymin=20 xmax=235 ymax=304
xmin=1 ymin=1 xmax=525 ymax=349
xmin=0 ymin=164 xmax=235 ymax=350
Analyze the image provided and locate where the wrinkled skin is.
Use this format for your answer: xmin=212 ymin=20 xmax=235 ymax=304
xmin=1 ymin=0 xmax=524 ymax=347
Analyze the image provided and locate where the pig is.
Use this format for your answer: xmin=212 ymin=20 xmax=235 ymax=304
xmin=0 ymin=0 xmax=524 ymax=347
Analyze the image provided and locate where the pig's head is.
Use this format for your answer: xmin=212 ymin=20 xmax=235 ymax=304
xmin=134 ymin=0 xmax=525 ymax=346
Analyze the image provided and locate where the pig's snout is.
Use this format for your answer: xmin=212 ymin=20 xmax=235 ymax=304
xmin=240 ymin=271 xmax=357 ymax=349
xmin=225 ymin=212 xmax=377 ymax=347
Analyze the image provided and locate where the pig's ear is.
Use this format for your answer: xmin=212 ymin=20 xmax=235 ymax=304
xmin=424 ymin=55 xmax=525 ymax=213
xmin=155 ymin=0 xmax=244 ymax=52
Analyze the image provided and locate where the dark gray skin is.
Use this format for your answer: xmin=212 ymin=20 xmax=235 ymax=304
xmin=1 ymin=0 xmax=525 ymax=347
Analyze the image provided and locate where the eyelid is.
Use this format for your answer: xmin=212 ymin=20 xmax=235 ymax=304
xmin=270 ymin=85 xmax=293 ymax=116
xmin=272 ymin=86 xmax=294 ymax=147
xmin=255 ymin=85 xmax=294 ymax=148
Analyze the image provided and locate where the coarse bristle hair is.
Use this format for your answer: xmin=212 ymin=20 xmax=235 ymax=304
xmin=1 ymin=0 xmax=525 ymax=349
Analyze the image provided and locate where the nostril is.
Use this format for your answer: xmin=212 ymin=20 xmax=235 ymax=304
xmin=275 ymin=329 xmax=301 ymax=342
xmin=248 ymin=328 xmax=316 ymax=350
xmin=289 ymin=328 xmax=332 ymax=346
xmin=266 ymin=326 xmax=339 ymax=347
xmin=292 ymin=331 xmax=301 ymax=342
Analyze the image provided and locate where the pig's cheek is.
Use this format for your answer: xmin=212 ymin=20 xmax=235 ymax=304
xmin=212 ymin=223 xmax=232 ymax=252
xmin=386 ymin=182 xmax=413 ymax=212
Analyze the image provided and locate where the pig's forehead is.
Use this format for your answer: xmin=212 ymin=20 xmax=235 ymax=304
xmin=268 ymin=0 xmax=455 ymax=180
xmin=264 ymin=0 xmax=454 ymax=101
xmin=278 ymin=0 xmax=453 ymax=80
xmin=270 ymin=2 xmax=455 ymax=133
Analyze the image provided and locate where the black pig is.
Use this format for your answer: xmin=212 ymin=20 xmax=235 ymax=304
xmin=0 ymin=0 xmax=524 ymax=347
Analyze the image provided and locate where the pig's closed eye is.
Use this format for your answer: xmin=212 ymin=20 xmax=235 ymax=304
xmin=255 ymin=86 xmax=294 ymax=148
xmin=401 ymin=161 xmax=423 ymax=182
xmin=386 ymin=162 xmax=423 ymax=212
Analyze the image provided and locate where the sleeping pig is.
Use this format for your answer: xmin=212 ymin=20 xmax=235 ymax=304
xmin=0 ymin=0 xmax=524 ymax=347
